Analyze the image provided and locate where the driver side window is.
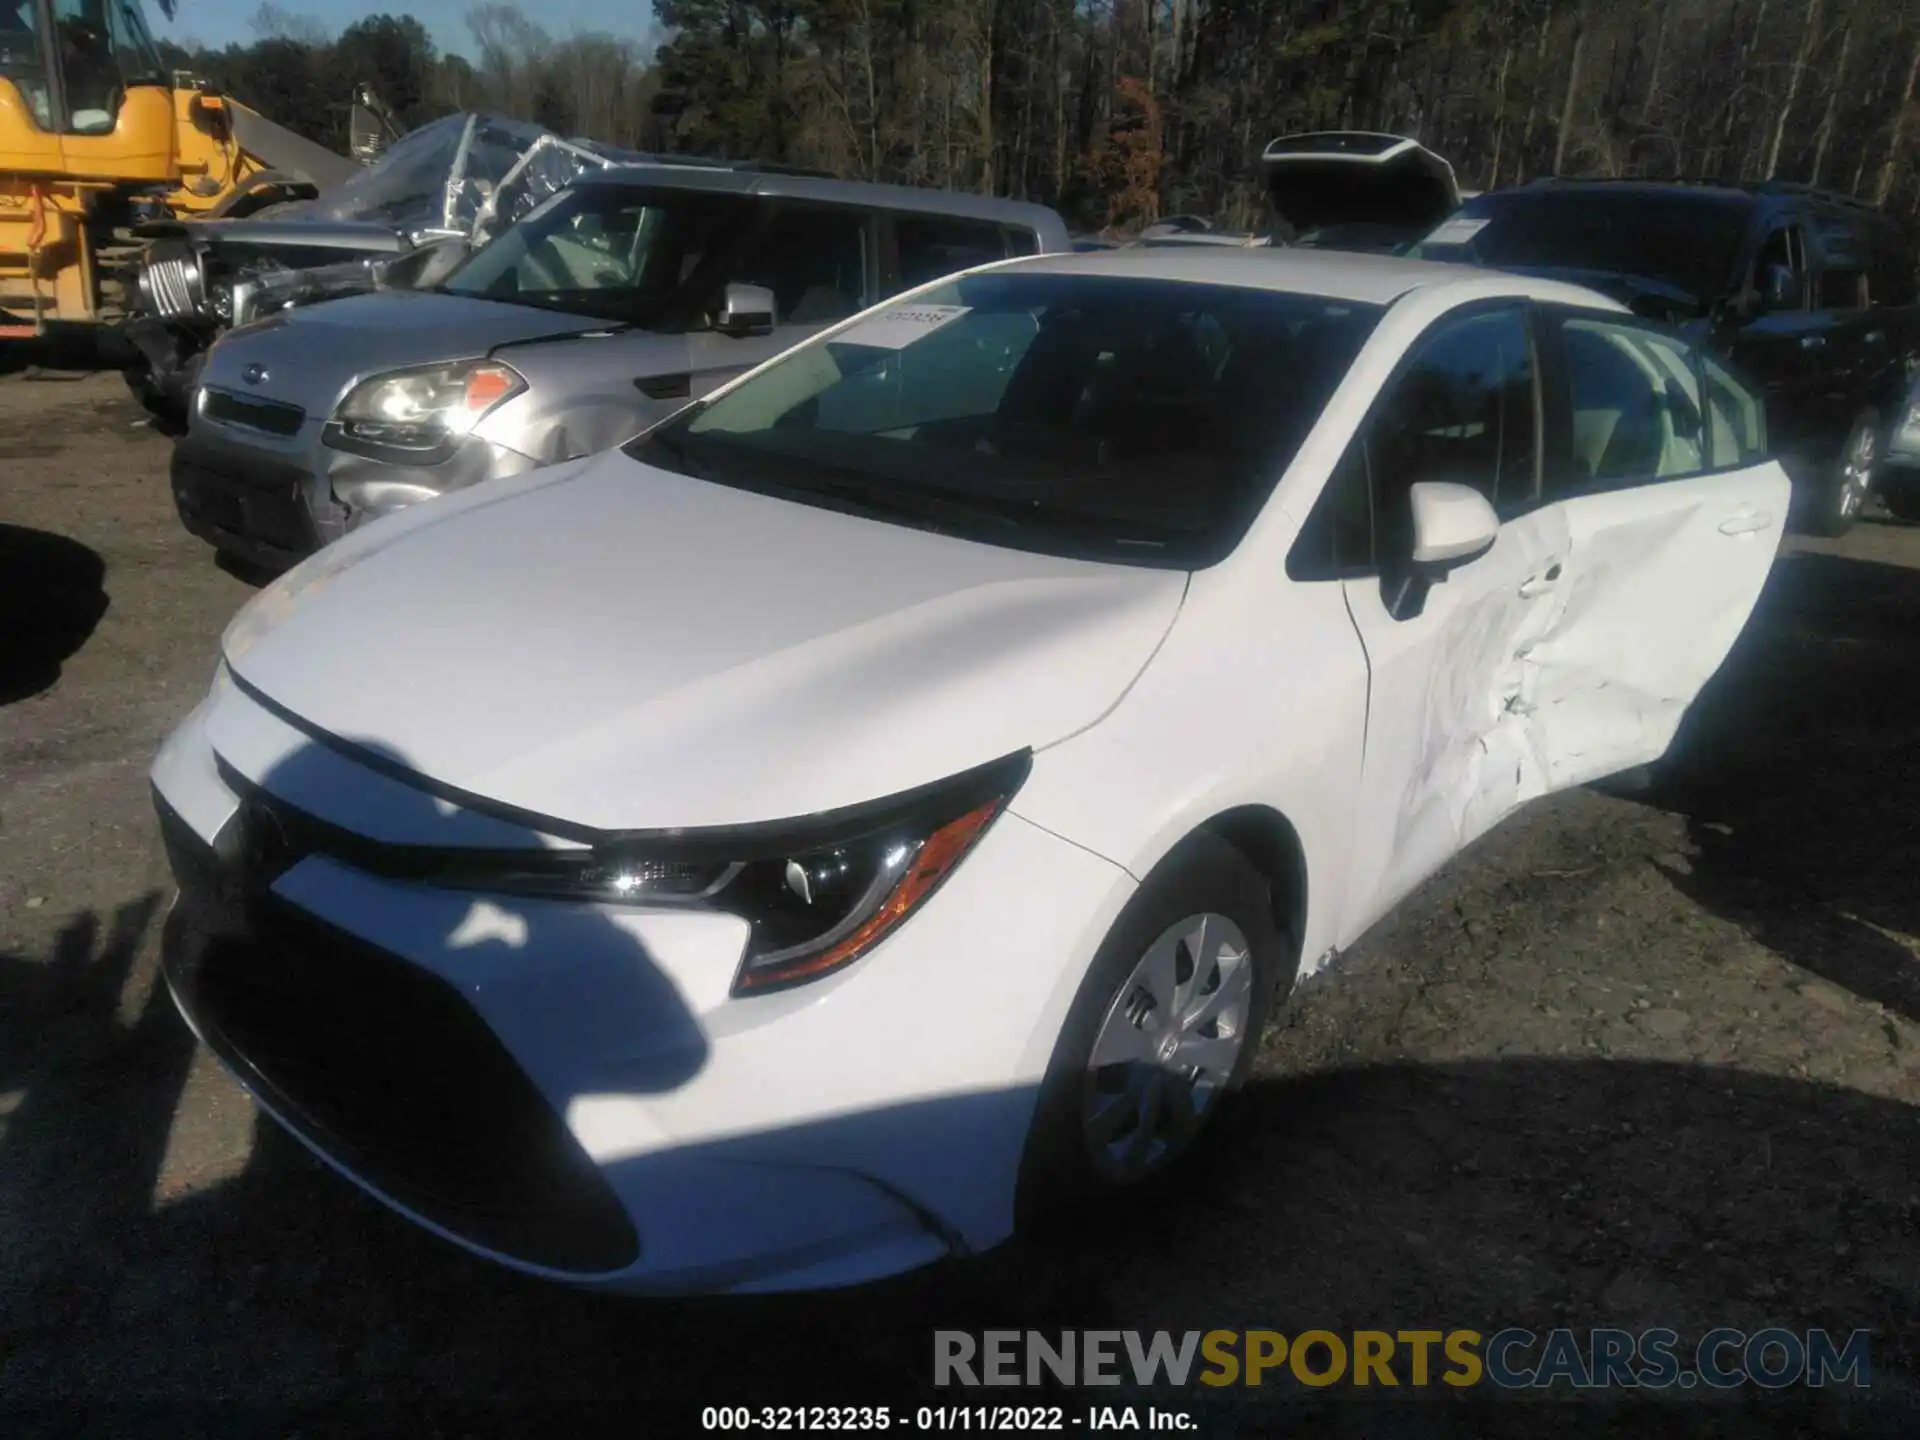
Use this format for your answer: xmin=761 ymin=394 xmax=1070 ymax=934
xmin=1288 ymin=305 xmax=1537 ymax=580
xmin=1752 ymin=224 xmax=1806 ymax=311
xmin=0 ymin=0 xmax=52 ymax=129
xmin=53 ymin=0 xmax=124 ymax=133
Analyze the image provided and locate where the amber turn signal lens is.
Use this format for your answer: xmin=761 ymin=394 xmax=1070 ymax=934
xmin=463 ymin=366 xmax=520 ymax=412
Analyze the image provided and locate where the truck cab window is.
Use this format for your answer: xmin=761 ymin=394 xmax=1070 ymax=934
xmin=1 ymin=0 xmax=52 ymax=128
xmin=51 ymin=0 xmax=163 ymax=133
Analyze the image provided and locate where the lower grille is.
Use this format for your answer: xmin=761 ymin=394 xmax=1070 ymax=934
xmin=157 ymin=797 xmax=641 ymax=1274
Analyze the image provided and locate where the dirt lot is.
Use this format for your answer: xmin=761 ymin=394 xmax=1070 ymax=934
xmin=3 ymin=366 xmax=1919 ymax=1436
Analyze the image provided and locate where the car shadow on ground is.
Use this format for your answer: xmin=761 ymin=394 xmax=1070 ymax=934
xmin=0 ymin=525 xmax=109 ymax=705
xmin=1 ymin=896 xmax=1915 ymax=1436
xmin=1630 ymin=547 xmax=1920 ymax=1022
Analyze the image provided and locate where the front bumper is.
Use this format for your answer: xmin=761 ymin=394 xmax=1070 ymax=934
xmin=150 ymin=684 xmax=1133 ymax=1293
xmin=172 ymin=429 xmax=338 ymax=572
xmin=174 ymin=409 xmax=543 ymax=571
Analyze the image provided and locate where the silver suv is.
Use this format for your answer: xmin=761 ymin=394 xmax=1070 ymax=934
xmin=172 ymin=164 xmax=1070 ymax=570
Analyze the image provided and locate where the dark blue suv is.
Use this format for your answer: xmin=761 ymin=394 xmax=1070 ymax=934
xmin=1412 ymin=179 xmax=1920 ymax=536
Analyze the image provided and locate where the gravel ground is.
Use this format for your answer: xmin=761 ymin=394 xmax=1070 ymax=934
xmin=2 ymin=366 xmax=1918 ymax=1437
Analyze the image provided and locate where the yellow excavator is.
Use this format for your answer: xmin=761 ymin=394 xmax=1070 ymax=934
xmin=0 ymin=0 xmax=360 ymax=338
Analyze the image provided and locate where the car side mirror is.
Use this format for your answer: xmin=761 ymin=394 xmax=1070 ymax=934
xmin=714 ymin=282 xmax=775 ymax=338
xmin=1410 ymin=481 xmax=1501 ymax=566
xmin=1762 ymin=263 xmax=1798 ymax=309
xmin=1384 ymin=481 xmax=1501 ymax=621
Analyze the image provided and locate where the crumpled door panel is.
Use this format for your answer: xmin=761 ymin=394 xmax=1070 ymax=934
xmin=1522 ymin=464 xmax=1789 ymax=791
xmin=1338 ymin=503 xmax=1572 ymax=943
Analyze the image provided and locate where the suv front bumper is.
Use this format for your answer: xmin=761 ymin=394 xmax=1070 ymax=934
xmin=172 ymin=430 xmax=343 ymax=573
xmin=173 ymin=421 xmax=545 ymax=573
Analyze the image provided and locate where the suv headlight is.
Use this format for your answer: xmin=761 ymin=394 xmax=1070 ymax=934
xmin=312 ymin=751 xmax=1030 ymax=995
xmin=326 ymin=360 xmax=525 ymax=461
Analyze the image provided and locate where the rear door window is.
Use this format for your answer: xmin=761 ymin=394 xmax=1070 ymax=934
xmin=1549 ymin=315 xmax=1711 ymax=495
xmin=1701 ymin=354 xmax=1769 ymax=468
xmin=893 ymin=216 xmax=1029 ymax=289
xmin=734 ymin=205 xmax=872 ymax=324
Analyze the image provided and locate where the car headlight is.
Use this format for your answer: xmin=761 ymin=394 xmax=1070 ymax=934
xmin=326 ymin=360 xmax=525 ymax=461
xmin=368 ymin=751 xmax=1030 ymax=995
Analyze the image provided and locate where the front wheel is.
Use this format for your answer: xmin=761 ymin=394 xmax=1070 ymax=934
xmin=1811 ymin=413 xmax=1879 ymax=538
xmin=1015 ymin=831 xmax=1293 ymax=1229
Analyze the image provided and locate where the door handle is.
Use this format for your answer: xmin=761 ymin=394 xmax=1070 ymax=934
xmin=1718 ymin=509 xmax=1773 ymax=536
xmin=1799 ymin=334 xmax=1827 ymax=351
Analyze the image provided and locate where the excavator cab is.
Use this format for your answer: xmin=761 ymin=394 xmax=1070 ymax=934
xmin=1 ymin=0 xmax=170 ymax=142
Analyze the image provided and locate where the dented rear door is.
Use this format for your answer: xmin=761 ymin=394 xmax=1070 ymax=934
xmin=1517 ymin=312 xmax=1788 ymax=791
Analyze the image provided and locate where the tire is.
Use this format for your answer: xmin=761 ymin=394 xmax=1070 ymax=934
xmin=121 ymin=349 xmax=199 ymax=434
xmin=1015 ymin=830 xmax=1295 ymax=1231
xmin=1809 ymin=412 xmax=1879 ymax=538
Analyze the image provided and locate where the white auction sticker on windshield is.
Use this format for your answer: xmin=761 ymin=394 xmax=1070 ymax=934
xmin=833 ymin=304 xmax=972 ymax=350
xmin=1423 ymin=216 xmax=1490 ymax=245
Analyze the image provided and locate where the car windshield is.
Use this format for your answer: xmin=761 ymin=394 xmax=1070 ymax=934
xmin=438 ymin=183 xmax=757 ymax=326
xmin=628 ymin=271 xmax=1383 ymax=567
xmin=1410 ymin=192 xmax=1752 ymax=302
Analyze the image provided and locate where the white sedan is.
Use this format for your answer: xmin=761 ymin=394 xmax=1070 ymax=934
xmin=151 ymin=247 xmax=1786 ymax=1293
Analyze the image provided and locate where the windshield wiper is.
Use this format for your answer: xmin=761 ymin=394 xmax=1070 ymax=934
xmin=790 ymin=474 xmax=1168 ymax=556
xmin=773 ymin=474 xmax=1024 ymax=535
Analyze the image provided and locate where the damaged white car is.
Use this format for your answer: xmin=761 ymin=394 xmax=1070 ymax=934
xmin=152 ymin=248 xmax=1785 ymax=1294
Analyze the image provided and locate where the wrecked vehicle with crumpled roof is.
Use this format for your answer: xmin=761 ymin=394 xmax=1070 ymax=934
xmin=121 ymin=112 xmax=665 ymax=424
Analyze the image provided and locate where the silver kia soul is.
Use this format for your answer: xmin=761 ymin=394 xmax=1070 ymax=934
xmin=171 ymin=164 xmax=1071 ymax=571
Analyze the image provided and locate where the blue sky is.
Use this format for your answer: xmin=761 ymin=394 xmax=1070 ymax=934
xmin=156 ymin=1 xmax=658 ymax=59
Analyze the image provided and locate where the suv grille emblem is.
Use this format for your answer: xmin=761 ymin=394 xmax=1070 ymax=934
xmin=242 ymin=363 xmax=270 ymax=386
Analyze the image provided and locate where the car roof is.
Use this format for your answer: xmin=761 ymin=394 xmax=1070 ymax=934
xmin=986 ymin=245 xmax=1630 ymax=310
xmin=1494 ymin=179 xmax=1761 ymax=207
xmin=1505 ymin=177 xmax=1897 ymax=226
xmin=580 ymin=163 xmax=1067 ymax=234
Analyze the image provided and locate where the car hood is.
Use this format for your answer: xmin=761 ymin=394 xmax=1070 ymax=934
xmin=220 ymin=453 xmax=1189 ymax=833
xmin=1261 ymin=132 xmax=1460 ymax=239
xmin=200 ymin=290 xmax=614 ymax=417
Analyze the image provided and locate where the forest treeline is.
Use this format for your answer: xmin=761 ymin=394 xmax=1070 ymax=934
xmin=166 ymin=0 xmax=1920 ymax=233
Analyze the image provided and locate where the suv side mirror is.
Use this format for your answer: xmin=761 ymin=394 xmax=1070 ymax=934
xmin=1383 ymin=481 xmax=1502 ymax=621
xmin=1762 ymin=263 xmax=1798 ymax=309
xmin=714 ymin=282 xmax=775 ymax=338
